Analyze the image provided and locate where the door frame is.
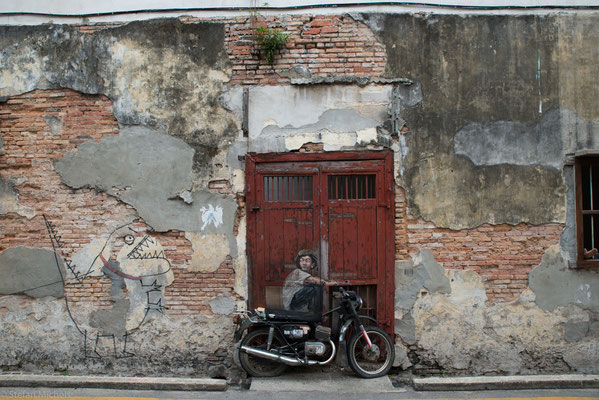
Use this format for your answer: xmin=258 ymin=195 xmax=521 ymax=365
xmin=245 ymin=150 xmax=395 ymax=332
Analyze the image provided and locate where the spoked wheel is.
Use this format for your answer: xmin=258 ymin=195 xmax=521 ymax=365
xmin=347 ymin=326 xmax=394 ymax=378
xmin=239 ymin=328 xmax=288 ymax=377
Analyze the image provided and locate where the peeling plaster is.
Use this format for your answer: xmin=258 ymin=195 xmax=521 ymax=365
xmin=69 ymin=239 xmax=109 ymax=278
xmin=44 ymin=115 xmax=64 ymax=136
xmin=234 ymin=218 xmax=248 ymax=299
xmin=400 ymin=248 xmax=599 ymax=374
xmin=239 ymin=85 xmax=393 ymax=155
xmin=209 ymin=295 xmax=236 ymax=315
xmin=530 ymin=245 xmax=599 ymax=314
xmin=115 ymin=234 xmax=174 ymax=331
xmin=394 ymin=249 xmax=451 ymax=343
xmin=455 ymin=109 xmax=599 ymax=170
xmin=0 ymin=247 xmax=66 ymax=298
xmin=361 ymin=12 xmax=599 ymax=229
xmin=0 ymin=294 xmax=237 ymax=376
xmin=0 ymin=19 xmax=239 ymax=181
xmin=185 ymin=232 xmax=230 ymax=273
xmin=0 ymin=175 xmax=35 ymax=218
xmin=56 ymin=125 xmax=238 ymax=241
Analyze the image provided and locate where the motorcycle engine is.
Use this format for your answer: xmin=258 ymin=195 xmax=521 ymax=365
xmin=304 ymin=341 xmax=326 ymax=356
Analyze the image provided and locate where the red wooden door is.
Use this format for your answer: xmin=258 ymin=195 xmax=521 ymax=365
xmin=246 ymin=151 xmax=395 ymax=333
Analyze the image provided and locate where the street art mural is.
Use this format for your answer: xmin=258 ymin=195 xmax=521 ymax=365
xmin=200 ymin=204 xmax=224 ymax=231
xmin=44 ymin=216 xmax=174 ymax=358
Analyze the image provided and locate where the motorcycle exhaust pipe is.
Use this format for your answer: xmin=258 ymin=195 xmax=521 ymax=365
xmin=240 ymin=341 xmax=336 ymax=366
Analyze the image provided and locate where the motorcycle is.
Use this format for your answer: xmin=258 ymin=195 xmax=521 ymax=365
xmin=233 ymin=287 xmax=395 ymax=378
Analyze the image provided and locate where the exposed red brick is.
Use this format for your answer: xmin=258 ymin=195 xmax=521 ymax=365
xmin=0 ymin=89 xmax=240 ymax=315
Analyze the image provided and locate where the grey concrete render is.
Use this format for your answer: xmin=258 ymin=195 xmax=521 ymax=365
xmin=394 ymin=249 xmax=451 ymax=312
xmin=395 ymin=247 xmax=599 ymax=374
xmin=0 ymin=174 xmax=32 ymax=218
xmin=529 ymin=246 xmax=599 ymax=314
xmin=0 ymin=20 xmax=239 ymax=180
xmin=56 ymin=125 xmax=238 ymax=243
xmin=0 ymin=174 xmax=18 ymax=215
xmin=359 ymin=12 xmax=599 ymax=229
xmin=0 ymin=247 xmax=65 ymax=298
xmin=209 ymin=295 xmax=237 ymax=315
xmin=454 ymin=108 xmax=564 ymax=169
xmin=454 ymin=109 xmax=599 ymax=170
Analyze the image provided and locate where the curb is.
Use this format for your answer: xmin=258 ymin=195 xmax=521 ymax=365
xmin=0 ymin=374 xmax=227 ymax=391
xmin=412 ymin=374 xmax=599 ymax=391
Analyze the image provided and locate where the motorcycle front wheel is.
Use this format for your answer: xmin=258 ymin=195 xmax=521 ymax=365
xmin=347 ymin=326 xmax=394 ymax=378
xmin=239 ymin=328 xmax=288 ymax=377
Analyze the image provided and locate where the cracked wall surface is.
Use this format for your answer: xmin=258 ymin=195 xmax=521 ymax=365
xmin=396 ymin=248 xmax=599 ymax=374
xmin=225 ymin=84 xmax=396 ymax=157
xmin=359 ymin=12 xmax=599 ymax=229
xmin=1 ymin=10 xmax=599 ymax=377
xmin=0 ymin=19 xmax=239 ymax=182
xmin=0 ymin=247 xmax=66 ymax=298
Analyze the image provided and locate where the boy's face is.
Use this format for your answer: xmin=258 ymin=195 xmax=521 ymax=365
xmin=299 ymin=255 xmax=313 ymax=272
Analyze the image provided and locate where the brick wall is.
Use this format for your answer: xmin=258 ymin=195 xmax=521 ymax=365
xmin=0 ymin=89 xmax=236 ymax=314
xmin=226 ymin=14 xmax=386 ymax=85
xmin=395 ymin=187 xmax=563 ymax=302
xmin=76 ymin=14 xmax=386 ymax=87
xmin=1 ymin=15 xmax=565 ymax=311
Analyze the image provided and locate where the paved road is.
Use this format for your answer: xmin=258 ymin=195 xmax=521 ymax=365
xmin=0 ymin=387 xmax=598 ymax=400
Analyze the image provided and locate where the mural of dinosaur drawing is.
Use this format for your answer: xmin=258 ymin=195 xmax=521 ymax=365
xmin=45 ymin=217 xmax=174 ymax=358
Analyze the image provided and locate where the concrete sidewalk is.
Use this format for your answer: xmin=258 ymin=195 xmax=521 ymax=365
xmin=0 ymin=374 xmax=227 ymax=391
xmin=249 ymin=371 xmax=398 ymax=393
xmin=412 ymin=374 xmax=599 ymax=391
xmin=1 ymin=372 xmax=598 ymax=392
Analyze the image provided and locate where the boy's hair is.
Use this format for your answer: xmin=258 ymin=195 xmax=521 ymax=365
xmin=295 ymin=249 xmax=318 ymax=270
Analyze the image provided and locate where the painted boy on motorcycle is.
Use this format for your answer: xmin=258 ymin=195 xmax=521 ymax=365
xmin=282 ymin=249 xmax=337 ymax=312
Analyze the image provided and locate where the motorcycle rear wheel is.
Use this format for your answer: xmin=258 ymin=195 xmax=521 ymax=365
xmin=239 ymin=328 xmax=288 ymax=377
xmin=347 ymin=326 xmax=394 ymax=378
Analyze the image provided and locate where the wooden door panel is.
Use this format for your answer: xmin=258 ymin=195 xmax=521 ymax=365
xmin=265 ymin=209 xmax=284 ymax=281
xmin=247 ymin=151 xmax=395 ymax=334
xmin=262 ymin=207 xmax=315 ymax=283
xmin=328 ymin=206 xmax=376 ymax=280
xmin=356 ymin=206 xmax=377 ymax=278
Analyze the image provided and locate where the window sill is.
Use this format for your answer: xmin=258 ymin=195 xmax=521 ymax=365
xmin=572 ymin=259 xmax=599 ymax=269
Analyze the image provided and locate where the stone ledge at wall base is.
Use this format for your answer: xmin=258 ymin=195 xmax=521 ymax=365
xmin=411 ymin=374 xmax=599 ymax=391
xmin=0 ymin=374 xmax=227 ymax=391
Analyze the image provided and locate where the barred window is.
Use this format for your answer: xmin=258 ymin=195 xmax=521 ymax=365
xmin=264 ymin=176 xmax=313 ymax=202
xmin=575 ymin=156 xmax=599 ymax=266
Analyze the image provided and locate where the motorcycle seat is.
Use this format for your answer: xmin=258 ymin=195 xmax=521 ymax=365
xmin=264 ymin=308 xmax=322 ymax=323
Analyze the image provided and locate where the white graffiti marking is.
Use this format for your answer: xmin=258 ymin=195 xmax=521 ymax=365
xmin=200 ymin=204 xmax=224 ymax=230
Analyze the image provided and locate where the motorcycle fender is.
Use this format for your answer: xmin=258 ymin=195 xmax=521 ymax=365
xmin=234 ymin=317 xmax=257 ymax=342
xmin=358 ymin=315 xmax=378 ymax=326
xmin=233 ymin=341 xmax=241 ymax=368
xmin=337 ymin=319 xmax=353 ymax=369
xmin=337 ymin=315 xmax=378 ymax=369
xmin=338 ymin=315 xmax=378 ymax=343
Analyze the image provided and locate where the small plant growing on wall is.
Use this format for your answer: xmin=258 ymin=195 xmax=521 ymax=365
xmin=255 ymin=25 xmax=289 ymax=64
